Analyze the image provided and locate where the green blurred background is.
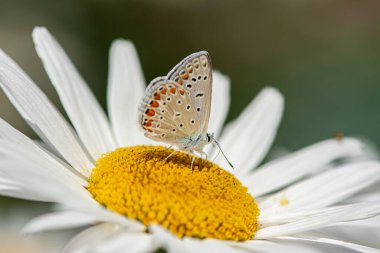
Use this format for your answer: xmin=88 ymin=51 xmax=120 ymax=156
xmin=1 ymin=0 xmax=380 ymax=251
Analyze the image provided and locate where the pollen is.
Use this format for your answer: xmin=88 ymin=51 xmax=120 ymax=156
xmin=88 ymin=146 xmax=260 ymax=241
xmin=280 ymin=197 xmax=289 ymax=206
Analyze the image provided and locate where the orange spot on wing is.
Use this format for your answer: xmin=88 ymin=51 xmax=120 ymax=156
xmin=161 ymin=88 xmax=167 ymax=94
xmin=145 ymin=120 xmax=152 ymax=127
xmin=182 ymin=73 xmax=189 ymax=80
xmin=154 ymin=94 xmax=161 ymax=100
xmin=150 ymin=101 xmax=159 ymax=107
xmin=179 ymin=89 xmax=185 ymax=95
xmin=170 ymin=87 xmax=177 ymax=94
xmin=177 ymin=79 xmax=183 ymax=85
xmin=188 ymin=68 xmax=193 ymax=73
xmin=145 ymin=109 xmax=155 ymax=117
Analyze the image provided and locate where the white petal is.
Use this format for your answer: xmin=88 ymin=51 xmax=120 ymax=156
xmin=22 ymin=211 xmax=101 ymax=234
xmin=0 ymin=182 xmax=46 ymax=202
xmin=0 ymin=140 xmax=93 ymax=205
xmin=259 ymin=203 xmax=379 ymax=226
xmin=205 ymin=71 xmax=230 ymax=155
xmin=208 ymin=71 xmax=230 ymax=138
xmin=245 ymin=138 xmax=363 ymax=197
xmin=150 ymin=225 xmax=188 ymax=253
xmin=33 ymin=27 xmax=116 ymax=159
xmin=227 ymin=239 xmax=326 ymax=253
xmin=0 ymin=50 xmax=93 ymax=177
xmin=107 ymin=39 xmax=150 ymax=146
xmin=255 ymin=202 xmax=380 ymax=239
xmin=28 ymin=213 xmax=146 ymax=252
xmin=93 ymin=232 xmax=155 ymax=253
xmin=280 ymin=236 xmax=380 ymax=253
xmin=315 ymin=225 xmax=380 ymax=249
xmin=184 ymin=238 xmax=246 ymax=253
xmin=344 ymin=182 xmax=380 ymax=203
xmin=57 ymin=198 xmax=145 ymax=232
xmin=61 ymin=223 xmax=121 ymax=253
xmin=215 ymin=87 xmax=283 ymax=175
xmin=259 ymin=161 xmax=380 ymax=214
xmin=0 ymin=117 xmax=87 ymax=186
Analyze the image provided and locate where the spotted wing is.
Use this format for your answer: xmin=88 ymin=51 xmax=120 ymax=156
xmin=167 ymin=51 xmax=212 ymax=134
xmin=139 ymin=77 xmax=201 ymax=146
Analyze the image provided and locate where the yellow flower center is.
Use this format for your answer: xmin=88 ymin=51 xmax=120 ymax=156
xmin=88 ymin=146 xmax=260 ymax=241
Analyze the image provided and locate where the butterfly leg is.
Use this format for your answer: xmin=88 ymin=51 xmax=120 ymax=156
xmin=199 ymin=151 xmax=207 ymax=169
xmin=163 ymin=149 xmax=177 ymax=162
xmin=190 ymin=156 xmax=196 ymax=172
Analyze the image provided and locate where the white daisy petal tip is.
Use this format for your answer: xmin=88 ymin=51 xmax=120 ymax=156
xmin=260 ymin=86 xmax=285 ymax=107
xmin=33 ymin=26 xmax=117 ymax=158
xmin=216 ymin=85 xmax=284 ymax=173
xmin=107 ymin=36 xmax=149 ymax=146
xmin=110 ymin=38 xmax=136 ymax=51
xmin=32 ymin=26 xmax=48 ymax=37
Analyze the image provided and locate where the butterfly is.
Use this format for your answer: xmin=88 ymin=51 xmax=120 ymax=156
xmin=139 ymin=51 xmax=232 ymax=168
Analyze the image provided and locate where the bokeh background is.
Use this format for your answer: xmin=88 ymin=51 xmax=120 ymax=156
xmin=1 ymin=0 xmax=380 ymax=251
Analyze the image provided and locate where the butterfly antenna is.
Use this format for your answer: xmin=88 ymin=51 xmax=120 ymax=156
xmin=211 ymin=137 xmax=234 ymax=169
xmin=212 ymin=145 xmax=221 ymax=163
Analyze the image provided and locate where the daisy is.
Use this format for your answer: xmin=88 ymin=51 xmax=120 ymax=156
xmin=0 ymin=26 xmax=379 ymax=253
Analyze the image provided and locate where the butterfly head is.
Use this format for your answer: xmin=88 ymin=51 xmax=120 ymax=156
xmin=206 ymin=132 xmax=214 ymax=143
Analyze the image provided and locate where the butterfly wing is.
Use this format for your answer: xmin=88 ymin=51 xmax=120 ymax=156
xmin=167 ymin=51 xmax=212 ymax=134
xmin=139 ymin=77 xmax=201 ymax=147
